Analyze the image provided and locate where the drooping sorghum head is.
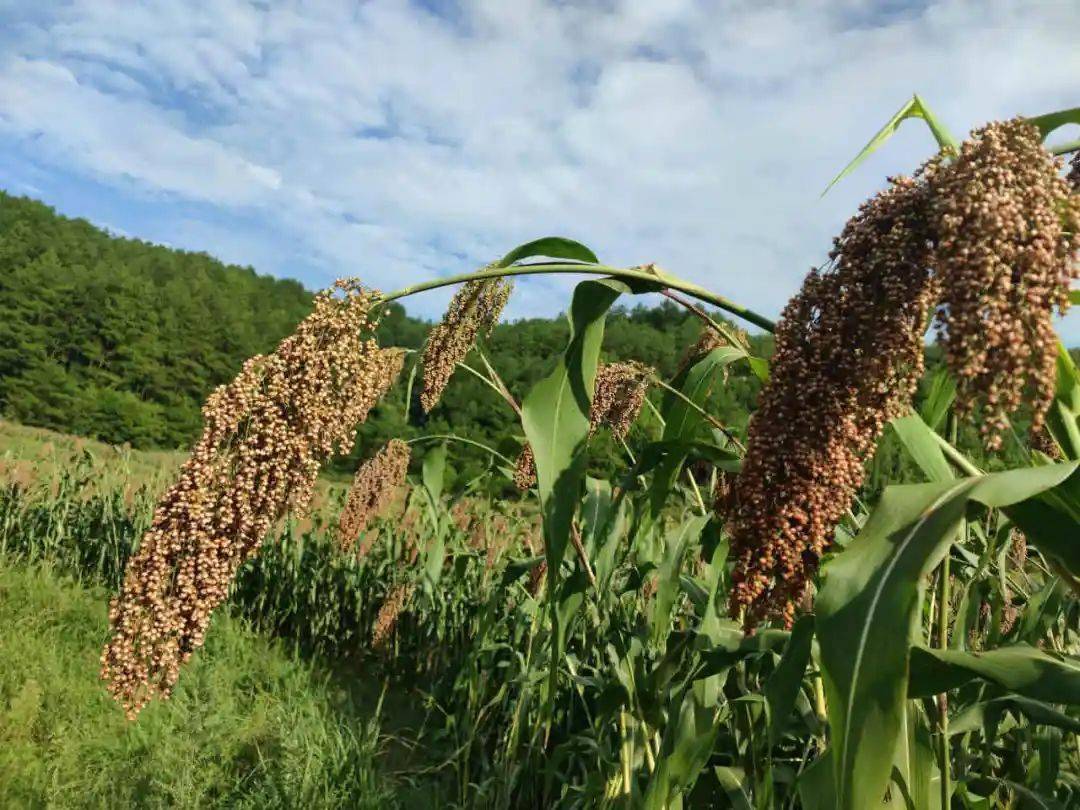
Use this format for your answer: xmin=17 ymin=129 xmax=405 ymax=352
xmin=338 ymin=439 xmax=411 ymax=552
xmin=371 ymin=583 xmax=413 ymax=651
xmin=728 ymin=170 xmax=939 ymax=626
xmin=728 ymin=119 xmax=1079 ymax=628
xmin=420 ymin=275 xmax=513 ymax=413
xmin=589 ymin=361 xmax=652 ymax=441
xmin=930 ymin=119 xmax=1079 ymax=449
xmin=101 ymin=280 xmax=403 ymax=717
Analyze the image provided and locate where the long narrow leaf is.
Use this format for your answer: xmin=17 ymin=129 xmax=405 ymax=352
xmin=817 ymin=462 xmax=1077 ymax=810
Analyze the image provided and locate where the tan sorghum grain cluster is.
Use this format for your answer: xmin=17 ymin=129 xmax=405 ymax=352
xmin=513 ymin=443 xmax=537 ymax=491
xmin=728 ymin=169 xmax=939 ymax=627
xmin=420 ymin=275 xmax=513 ymax=413
xmin=589 ymin=361 xmax=652 ymax=440
xmin=930 ymin=120 xmax=1080 ymax=450
xmin=101 ymin=280 xmax=403 ymax=717
xmin=338 ymin=439 xmax=411 ymax=552
xmin=372 ymin=583 xmax=413 ymax=651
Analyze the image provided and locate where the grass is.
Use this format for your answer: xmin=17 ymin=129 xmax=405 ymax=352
xmin=0 ymin=561 xmax=396 ymax=809
xmin=0 ymin=419 xmax=182 ymax=493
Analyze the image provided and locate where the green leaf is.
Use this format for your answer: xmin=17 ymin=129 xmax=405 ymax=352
xmin=712 ymin=767 xmax=753 ymax=810
xmin=919 ymin=367 xmax=956 ymax=432
xmin=643 ymin=686 xmax=720 ymax=809
xmin=764 ymin=614 xmax=815 ymax=744
xmin=907 ymin=644 xmax=1080 ymax=704
xmin=891 ymin=703 xmax=942 ymax=810
xmin=816 ymin=462 xmax=1077 ymax=810
xmin=522 ymin=277 xmax=627 ymax=575
xmin=649 ymin=346 xmax=744 ymax=518
xmin=1044 ymin=343 xmax=1080 ymax=460
xmin=520 ymin=277 xmax=627 ymax=705
xmin=1025 ymin=106 xmax=1080 ymax=142
xmin=1006 ymin=467 xmax=1080 ymax=579
xmin=649 ymin=515 xmax=709 ymax=643
xmin=1016 ymin=579 xmax=1065 ymax=644
xmin=1001 ymin=780 xmax=1067 ymax=810
xmin=797 ymin=752 xmax=836 ymax=810
xmin=421 ymin=442 xmax=447 ymax=506
xmin=822 ymin=94 xmax=958 ymax=195
xmin=891 ymin=414 xmax=955 ymax=483
xmin=952 ymin=695 xmax=1080 ymax=736
xmin=497 ymin=236 xmax=599 ymax=267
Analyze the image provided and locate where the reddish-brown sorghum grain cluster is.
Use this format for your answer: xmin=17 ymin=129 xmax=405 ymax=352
xmin=420 ymin=276 xmax=512 ymax=413
xmin=729 ymin=171 xmax=939 ymax=626
xmin=729 ymin=119 xmax=1079 ymax=626
xmin=513 ymin=443 xmax=537 ymax=491
xmin=338 ymin=439 xmax=411 ymax=552
xmin=589 ymin=361 xmax=652 ymax=440
xmin=101 ymin=280 xmax=402 ymax=717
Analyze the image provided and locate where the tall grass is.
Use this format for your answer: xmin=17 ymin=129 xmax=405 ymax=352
xmin=0 ymin=562 xmax=392 ymax=809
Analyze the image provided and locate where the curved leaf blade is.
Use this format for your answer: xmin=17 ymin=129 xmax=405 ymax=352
xmin=817 ymin=462 xmax=1078 ymax=810
xmin=907 ymin=644 xmax=1080 ymax=704
xmin=498 ymin=236 xmax=600 ymax=267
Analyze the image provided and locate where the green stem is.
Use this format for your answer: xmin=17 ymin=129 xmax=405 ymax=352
xmin=379 ymin=262 xmax=777 ymax=333
xmin=931 ymin=427 xmax=982 ymax=477
xmin=938 ymin=414 xmax=960 ymax=808
xmin=937 ymin=551 xmax=951 ymax=804
xmin=651 ymin=376 xmax=746 ymax=453
xmin=659 ymin=288 xmax=749 ymax=349
xmin=405 ymin=434 xmax=515 ymax=467
xmin=454 ymin=359 xmax=521 ymax=415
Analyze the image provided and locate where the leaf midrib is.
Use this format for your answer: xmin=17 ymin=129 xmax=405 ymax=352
xmin=836 ymin=479 xmax=970 ymax=807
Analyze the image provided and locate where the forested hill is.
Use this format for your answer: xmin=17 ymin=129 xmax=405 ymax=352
xmin=0 ymin=191 xmax=313 ymax=447
xmin=0 ymin=191 xmax=770 ymax=476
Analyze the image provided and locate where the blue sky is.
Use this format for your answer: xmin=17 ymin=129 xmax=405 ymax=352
xmin=0 ymin=0 xmax=1078 ymax=338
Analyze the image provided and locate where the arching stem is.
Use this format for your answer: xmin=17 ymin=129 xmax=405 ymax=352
xmin=378 ymin=262 xmax=777 ymax=333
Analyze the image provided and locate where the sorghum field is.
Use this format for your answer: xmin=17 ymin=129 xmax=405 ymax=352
xmin=4 ymin=102 xmax=1080 ymax=809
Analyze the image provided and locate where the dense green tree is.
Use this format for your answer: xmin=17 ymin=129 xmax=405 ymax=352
xmin=0 ymin=191 xmax=764 ymax=478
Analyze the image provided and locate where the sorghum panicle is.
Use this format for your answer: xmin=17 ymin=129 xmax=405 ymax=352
xmin=338 ymin=439 xmax=411 ymax=552
xmin=101 ymin=280 xmax=402 ymax=718
xmin=513 ymin=443 xmax=537 ymax=491
xmin=589 ymin=361 xmax=652 ymax=440
xmin=729 ymin=171 xmax=938 ymax=627
xmin=371 ymin=583 xmax=413 ymax=651
xmin=931 ymin=120 xmax=1080 ymax=449
xmin=677 ymin=324 xmax=747 ymax=375
xmin=420 ymin=275 xmax=513 ymax=413
xmin=729 ymin=120 xmax=1079 ymax=627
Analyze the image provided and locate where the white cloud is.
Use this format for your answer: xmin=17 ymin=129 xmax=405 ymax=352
xmin=0 ymin=0 xmax=1078 ymax=337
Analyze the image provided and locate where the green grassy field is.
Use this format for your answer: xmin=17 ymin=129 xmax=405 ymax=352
xmin=0 ymin=562 xmax=401 ymax=809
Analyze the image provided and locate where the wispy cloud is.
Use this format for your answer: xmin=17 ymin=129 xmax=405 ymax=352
xmin=0 ymin=0 xmax=1077 ymax=335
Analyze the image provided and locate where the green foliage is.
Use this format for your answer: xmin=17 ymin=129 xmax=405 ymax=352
xmin=0 ymin=192 xmax=311 ymax=447
xmin=0 ymin=563 xmax=392 ymax=809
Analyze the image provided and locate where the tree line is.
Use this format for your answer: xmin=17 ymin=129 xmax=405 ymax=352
xmin=0 ymin=191 xmax=771 ymax=484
